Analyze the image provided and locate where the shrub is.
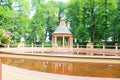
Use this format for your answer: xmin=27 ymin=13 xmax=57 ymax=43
xmin=0 ymin=28 xmax=11 ymax=47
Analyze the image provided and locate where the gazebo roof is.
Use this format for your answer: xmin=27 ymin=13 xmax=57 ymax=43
xmin=53 ymin=26 xmax=71 ymax=34
xmin=53 ymin=18 xmax=72 ymax=34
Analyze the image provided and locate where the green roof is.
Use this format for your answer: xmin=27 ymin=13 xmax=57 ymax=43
xmin=53 ymin=26 xmax=71 ymax=34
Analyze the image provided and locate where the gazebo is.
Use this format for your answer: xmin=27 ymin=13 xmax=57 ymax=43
xmin=52 ymin=18 xmax=73 ymax=52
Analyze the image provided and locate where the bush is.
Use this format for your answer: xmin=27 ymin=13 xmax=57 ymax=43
xmin=1 ymin=36 xmax=10 ymax=44
xmin=43 ymin=42 xmax=52 ymax=47
xmin=0 ymin=28 xmax=11 ymax=46
xmin=0 ymin=28 xmax=4 ymax=36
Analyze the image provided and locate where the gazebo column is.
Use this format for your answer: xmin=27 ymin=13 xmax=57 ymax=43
xmin=62 ymin=36 xmax=65 ymax=48
xmin=52 ymin=36 xmax=54 ymax=47
xmin=68 ymin=37 xmax=70 ymax=48
xmin=61 ymin=37 xmax=62 ymax=47
xmin=55 ymin=36 xmax=57 ymax=48
xmin=52 ymin=36 xmax=55 ymax=48
xmin=70 ymin=36 xmax=72 ymax=48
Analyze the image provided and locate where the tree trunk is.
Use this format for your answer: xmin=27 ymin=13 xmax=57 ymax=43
xmin=104 ymin=0 xmax=108 ymax=43
xmin=91 ymin=0 xmax=95 ymax=43
xmin=45 ymin=12 xmax=50 ymax=41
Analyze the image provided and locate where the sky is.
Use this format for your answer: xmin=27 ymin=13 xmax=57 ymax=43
xmin=45 ymin=0 xmax=69 ymax=2
xmin=56 ymin=0 xmax=69 ymax=2
xmin=29 ymin=0 xmax=69 ymax=18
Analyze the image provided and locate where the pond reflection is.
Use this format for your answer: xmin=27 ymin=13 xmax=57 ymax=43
xmin=45 ymin=61 xmax=73 ymax=74
xmin=2 ymin=58 xmax=120 ymax=78
xmin=41 ymin=61 xmax=120 ymax=78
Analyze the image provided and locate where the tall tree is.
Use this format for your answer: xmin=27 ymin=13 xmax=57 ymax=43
xmin=44 ymin=0 xmax=59 ymax=42
xmin=66 ymin=0 xmax=80 ymax=42
xmin=66 ymin=0 xmax=90 ymax=43
xmin=29 ymin=0 xmax=46 ymax=44
xmin=57 ymin=1 xmax=65 ymax=22
xmin=113 ymin=0 xmax=120 ymax=43
xmin=90 ymin=0 xmax=96 ymax=43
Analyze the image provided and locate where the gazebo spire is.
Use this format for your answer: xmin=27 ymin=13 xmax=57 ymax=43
xmin=59 ymin=18 xmax=66 ymax=26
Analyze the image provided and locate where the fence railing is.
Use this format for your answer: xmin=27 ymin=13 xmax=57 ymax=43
xmin=6 ymin=44 xmax=120 ymax=49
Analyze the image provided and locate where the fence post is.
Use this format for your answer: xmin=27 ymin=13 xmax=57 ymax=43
xmin=42 ymin=43 xmax=44 ymax=54
xmin=42 ymin=43 xmax=44 ymax=48
xmin=31 ymin=43 xmax=34 ymax=48
xmin=102 ymin=43 xmax=105 ymax=50
xmin=77 ymin=43 xmax=79 ymax=54
xmin=7 ymin=44 xmax=10 ymax=48
xmin=77 ymin=43 xmax=79 ymax=48
xmin=31 ymin=43 xmax=34 ymax=53
xmin=115 ymin=43 xmax=118 ymax=56
xmin=102 ymin=43 xmax=105 ymax=56
xmin=86 ymin=43 xmax=94 ymax=55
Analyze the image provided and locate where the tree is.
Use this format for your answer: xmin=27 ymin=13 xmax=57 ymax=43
xmin=45 ymin=0 xmax=59 ymax=42
xmin=66 ymin=0 xmax=90 ymax=44
xmin=113 ymin=0 xmax=120 ymax=44
xmin=1 ymin=0 xmax=120 ymax=45
xmin=57 ymin=1 xmax=65 ymax=22
xmin=0 ymin=0 xmax=31 ymax=44
xmin=29 ymin=0 xmax=46 ymax=44
xmin=66 ymin=0 xmax=118 ymax=44
xmin=0 ymin=0 xmax=13 ymax=30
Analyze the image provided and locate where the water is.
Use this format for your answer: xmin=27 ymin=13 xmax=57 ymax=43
xmin=2 ymin=58 xmax=120 ymax=78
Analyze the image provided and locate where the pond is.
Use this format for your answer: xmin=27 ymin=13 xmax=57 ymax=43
xmin=2 ymin=58 xmax=120 ymax=78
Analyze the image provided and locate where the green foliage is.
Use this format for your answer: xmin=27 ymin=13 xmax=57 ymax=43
xmin=29 ymin=0 xmax=46 ymax=44
xmin=45 ymin=0 xmax=59 ymax=41
xmin=1 ymin=0 xmax=120 ymax=45
xmin=0 ymin=28 xmax=11 ymax=46
xmin=43 ymin=42 xmax=52 ymax=47
xmin=66 ymin=0 xmax=120 ymax=44
xmin=0 ymin=36 xmax=10 ymax=45
xmin=0 ymin=28 xmax=4 ymax=36
xmin=66 ymin=0 xmax=89 ymax=43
